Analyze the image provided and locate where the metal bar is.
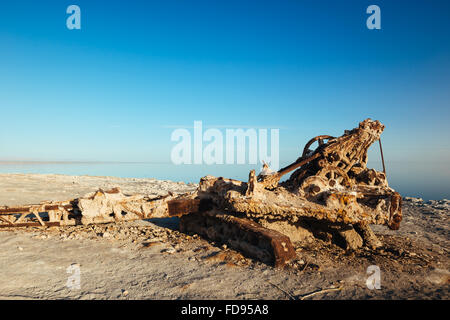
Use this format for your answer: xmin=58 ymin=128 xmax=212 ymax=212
xmin=277 ymin=152 xmax=321 ymax=178
xmin=378 ymin=138 xmax=386 ymax=175
xmin=0 ymin=204 xmax=74 ymax=215
xmin=0 ymin=222 xmax=61 ymax=228
xmin=167 ymin=198 xmax=201 ymax=217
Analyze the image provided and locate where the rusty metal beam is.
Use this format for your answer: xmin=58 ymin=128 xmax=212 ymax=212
xmin=180 ymin=211 xmax=297 ymax=267
xmin=0 ymin=204 xmax=74 ymax=214
xmin=167 ymin=198 xmax=201 ymax=217
xmin=0 ymin=222 xmax=62 ymax=228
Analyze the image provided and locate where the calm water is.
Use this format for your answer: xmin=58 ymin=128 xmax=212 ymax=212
xmin=0 ymin=161 xmax=448 ymax=200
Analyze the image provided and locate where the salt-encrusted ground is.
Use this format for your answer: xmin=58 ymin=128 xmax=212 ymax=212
xmin=0 ymin=173 xmax=448 ymax=300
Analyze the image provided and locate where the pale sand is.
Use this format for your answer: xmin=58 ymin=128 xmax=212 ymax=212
xmin=0 ymin=173 xmax=448 ymax=299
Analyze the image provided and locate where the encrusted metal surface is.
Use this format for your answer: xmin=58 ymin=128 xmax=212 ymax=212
xmin=0 ymin=119 xmax=402 ymax=266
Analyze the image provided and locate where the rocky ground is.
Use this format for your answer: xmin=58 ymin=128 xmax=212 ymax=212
xmin=0 ymin=173 xmax=448 ymax=300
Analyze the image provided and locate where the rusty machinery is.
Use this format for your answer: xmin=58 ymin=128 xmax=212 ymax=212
xmin=0 ymin=119 xmax=401 ymax=267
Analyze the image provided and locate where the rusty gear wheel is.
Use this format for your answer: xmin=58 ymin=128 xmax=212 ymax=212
xmin=316 ymin=165 xmax=352 ymax=188
xmin=302 ymin=135 xmax=335 ymax=158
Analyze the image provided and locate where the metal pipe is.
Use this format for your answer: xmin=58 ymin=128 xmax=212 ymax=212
xmin=379 ymin=138 xmax=386 ymax=175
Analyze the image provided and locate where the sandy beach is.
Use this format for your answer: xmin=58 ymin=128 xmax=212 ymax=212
xmin=0 ymin=173 xmax=448 ymax=300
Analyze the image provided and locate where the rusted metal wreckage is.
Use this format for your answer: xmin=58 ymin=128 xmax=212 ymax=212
xmin=0 ymin=119 xmax=402 ymax=267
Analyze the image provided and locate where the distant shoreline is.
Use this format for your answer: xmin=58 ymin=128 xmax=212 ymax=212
xmin=0 ymin=172 xmax=448 ymax=203
xmin=0 ymin=161 xmax=448 ymax=201
xmin=0 ymin=161 xmax=172 ymax=165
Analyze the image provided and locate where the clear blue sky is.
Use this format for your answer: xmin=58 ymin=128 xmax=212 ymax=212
xmin=0 ymin=0 xmax=449 ymax=167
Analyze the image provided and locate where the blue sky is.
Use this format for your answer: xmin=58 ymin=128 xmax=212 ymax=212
xmin=0 ymin=0 xmax=449 ymax=168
